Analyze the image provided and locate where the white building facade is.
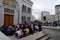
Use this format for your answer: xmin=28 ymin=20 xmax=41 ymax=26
xmin=17 ymin=0 xmax=33 ymax=23
xmin=0 ymin=0 xmax=33 ymax=26
xmin=0 ymin=0 xmax=19 ymax=26
xmin=46 ymin=15 xmax=57 ymax=22
xmin=31 ymin=15 xmax=36 ymax=22
xmin=55 ymin=5 xmax=60 ymax=21
xmin=41 ymin=11 xmax=50 ymax=22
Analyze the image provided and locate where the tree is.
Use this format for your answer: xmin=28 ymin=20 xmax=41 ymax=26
xmin=34 ymin=20 xmax=39 ymax=23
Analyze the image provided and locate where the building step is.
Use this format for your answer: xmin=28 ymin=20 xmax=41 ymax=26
xmin=40 ymin=35 xmax=50 ymax=40
xmin=36 ymin=34 xmax=50 ymax=40
xmin=8 ymin=36 xmax=19 ymax=40
xmin=8 ymin=31 xmax=48 ymax=40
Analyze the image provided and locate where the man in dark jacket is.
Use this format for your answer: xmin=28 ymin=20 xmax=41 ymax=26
xmin=38 ymin=22 xmax=42 ymax=32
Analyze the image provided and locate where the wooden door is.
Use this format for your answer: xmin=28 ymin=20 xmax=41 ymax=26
xmin=4 ymin=14 xmax=14 ymax=26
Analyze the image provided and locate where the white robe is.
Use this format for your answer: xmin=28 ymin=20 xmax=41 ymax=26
xmin=15 ymin=29 xmax=23 ymax=37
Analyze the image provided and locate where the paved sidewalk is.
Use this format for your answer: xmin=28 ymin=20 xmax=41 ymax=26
xmin=8 ymin=31 xmax=45 ymax=40
xmin=0 ymin=31 xmax=11 ymax=40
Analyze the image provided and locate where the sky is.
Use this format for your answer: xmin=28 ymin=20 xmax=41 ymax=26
xmin=31 ymin=0 xmax=60 ymax=19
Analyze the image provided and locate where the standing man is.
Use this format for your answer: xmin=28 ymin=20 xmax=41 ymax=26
xmin=38 ymin=22 xmax=42 ymax=32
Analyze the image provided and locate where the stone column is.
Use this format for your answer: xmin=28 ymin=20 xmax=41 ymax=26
xmin=0 ymin=0 xmax=4 ymax=26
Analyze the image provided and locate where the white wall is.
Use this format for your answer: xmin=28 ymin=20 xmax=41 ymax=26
xmin=46 ymin=15 xmax=56 ymax=22
xmin=0 ymin=7 xmax=4 ymax=26
xmin=55 ymin=6 xmax=60 ymax=21
xmin=17 ymin=0 xmax=22 ymax=23
xmin=14 ymin=10 xmax=18 ymax=25
xmin=0 ymin=0 xmax=33 ymax=26
xmin=17 ymin=0 xmax=33 ymax=23
xmin=31 ymin=15 xmax=36 ymax=22
xmin=0 ymin=0 xmax=4 ymax=26
xmin=0 ymin=0 xmax=20 ymax=26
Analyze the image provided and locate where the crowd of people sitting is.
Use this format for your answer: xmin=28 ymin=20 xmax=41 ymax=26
xmin=0 ymin=22 xmax=42 ymax=38
xmin=43 ymin=21 xmax=60 ymax=27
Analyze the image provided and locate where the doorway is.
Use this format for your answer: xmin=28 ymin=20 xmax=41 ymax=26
xmin=4 ymin=14 xmax=14 ymax=26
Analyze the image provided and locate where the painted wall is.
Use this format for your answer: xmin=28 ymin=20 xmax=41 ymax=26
xmin=0 ymin=0 xmax=4 ymax=26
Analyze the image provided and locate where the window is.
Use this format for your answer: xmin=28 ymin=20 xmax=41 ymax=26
xmin=25 ymin=6 xmax=26 ymax=12
xmin=27 ymin=7 xmax=31 ymax=13
xmin=22 ymin=5 xmax=26 ymax=12
xmin=43 ymin=16 xmax=46 ymax=21
xmin=22 ymin=5 xmax=24 ymax=12
xmin=4 ymin=8 xmax=14 ymax=14
xmin=22 ymin=16 xmax=26 ymax=23
xmin=27 ymin=17 xmax=31 ymax=22
xmin=59 ymin=8 xmax=60 ymax=10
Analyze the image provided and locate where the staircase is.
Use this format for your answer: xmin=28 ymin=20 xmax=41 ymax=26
xmin=36 ymin=34 xmax=50 ymax=40
xmin=8 ymin=31 xmax=50 ymax=40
